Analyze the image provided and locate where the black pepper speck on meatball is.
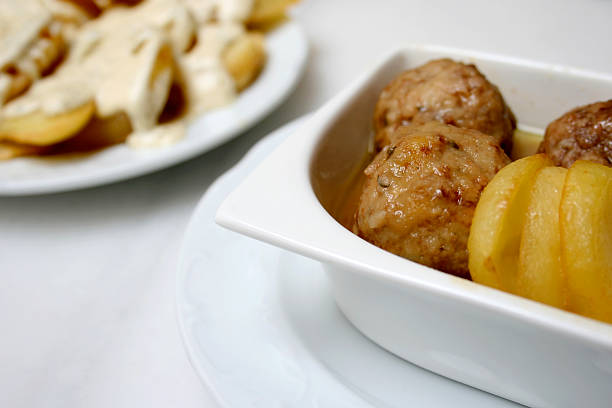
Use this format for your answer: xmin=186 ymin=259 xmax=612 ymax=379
xmin=373 ymin=59 xmax=516 ymax=153
xmin=354 ymin=122 xmax=510 ymax=278
xmin=538 ymin=100 xmax=612 ymax=168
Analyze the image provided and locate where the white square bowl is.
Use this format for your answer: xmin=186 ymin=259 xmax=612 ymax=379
xmin=216 ymin=45 xmax=612 ymax=408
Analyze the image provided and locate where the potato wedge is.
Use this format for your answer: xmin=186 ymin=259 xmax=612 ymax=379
xmin=469 ymin=154 xmax=553 ymax=292
xmin=561 ymin=160 xmax=612 ymax=323
xmin=46 ymin=111 xmax=132 ymax=154
xmin=0 ymin=141 xmax=46 ymax=160
xmin=0 ymin=100 xmax=95 ymax=146
xmin=248 ymin=0 xmax=298 ymax=25
xmin=222 ymin=32 xmax=265 ymax=91
xmin=516 ymin=166 xmax=567 ymax=307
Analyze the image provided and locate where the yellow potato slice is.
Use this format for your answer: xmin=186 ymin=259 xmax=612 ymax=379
xmin=516 ymin=166 xmax=567 ymax=308
xmin=561 ymin=160 xmax=612 ymax=323
xmin=0 ymin=100 xmax=95 ymax=146
xmin=248 ymin=0 xmax=298 ymax=25
xmin=510 ymin=128 xmax=543 ymax=160
xmin=47 ymin=111 xmax=132 ymax=154
xmin=0 ymin=72 xmax=32 ymax=106
xmin=469 ymin=154 xmax=553 ymax=292
xmin=0 ymin=141 xmax=46 ymax=160
xmin=222 ymin=32 xmax=265 ymax=91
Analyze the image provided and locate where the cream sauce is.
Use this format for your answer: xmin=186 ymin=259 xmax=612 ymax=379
xmin=0 ymin=1 xmax=55 ymax=103
xmin=180 ymin=0 xmax=255 ymax=24
xmin=127 ymin=121 xmax=186 ymax=148
xmin=38 ymin=0 xmax=91 ymax=25
xmin=217 ymin=0 xmax=255 ymax=22
xmin=179 ymin=0 xmax=217 ymax=24
xmin=0 ymin=0 xmax=258 ymax=149
xmin=182 ymin=23 xmax=244 ymax=114
xmin=2 ymin=77 xmax=91 ymax=117
xmin=0 ymin=2 xmax=51 ymax=69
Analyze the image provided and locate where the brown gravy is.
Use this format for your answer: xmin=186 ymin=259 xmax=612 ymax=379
xmin=332 ymin=150 xmax=374 ymax=231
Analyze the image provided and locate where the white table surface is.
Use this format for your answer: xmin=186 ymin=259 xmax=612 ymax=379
xmin=1 ymin=1 xmax=610 ymax=407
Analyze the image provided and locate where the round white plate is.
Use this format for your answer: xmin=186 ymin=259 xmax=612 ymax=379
xmin=176 ymin=117 xmax=518 ymax=408
xmin=0 ymin=21 xmax=307 ymax=196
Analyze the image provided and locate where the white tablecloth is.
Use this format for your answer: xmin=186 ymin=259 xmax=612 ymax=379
xmin=1 ymin=1 xmax=610 ymax=406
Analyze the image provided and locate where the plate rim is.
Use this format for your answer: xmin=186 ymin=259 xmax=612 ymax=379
xmin=175 ymin=116 xmax=310 ymax=407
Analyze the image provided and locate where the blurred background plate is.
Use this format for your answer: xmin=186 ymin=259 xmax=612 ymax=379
xmin=0 ymin=21 xmax=307 ymax=196
xmin=176 ymin=117 xmax=516 ymax=408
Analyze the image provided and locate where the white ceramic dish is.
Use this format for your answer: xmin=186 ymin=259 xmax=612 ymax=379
xmin=177 ymin=117 xmax=516 ymax=407
xmin=0 ymin=21 xmax=307 ymax=196
xmin=216 ymin=45 xmax=612 ymax=408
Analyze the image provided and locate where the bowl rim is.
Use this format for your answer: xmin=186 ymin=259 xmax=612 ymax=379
xmin=216 ymin=44 xmax=612 ymax=348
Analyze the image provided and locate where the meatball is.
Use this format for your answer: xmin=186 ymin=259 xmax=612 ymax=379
xmin=538 ymin=100 xmax=612 ymax=168
xmin=373 ymin=59 xmax=515 ymax=152
xmin=354 ymin=122 xmax=510 ymax=278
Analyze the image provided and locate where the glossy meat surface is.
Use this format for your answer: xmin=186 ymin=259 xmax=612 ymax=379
xmin=354 ymin=122 xmax=510 ymax=278
xmin=538 ymin=100 xmax=612 ymax=168
xmin=373 ymin=59 xmax=515 ymax=153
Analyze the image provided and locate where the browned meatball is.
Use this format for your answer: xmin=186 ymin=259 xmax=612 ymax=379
xmin=538 ymin=100 xmax=612 ymax=168
xmin=373 ymin=59 xmax=515 ymax=153
xmin=354 ymin=122 xmax=510 ymax=278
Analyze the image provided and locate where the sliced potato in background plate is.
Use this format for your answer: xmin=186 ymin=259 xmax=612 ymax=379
xmin=0 ymin=100 xmax=95 ymax=146
xmin=248 ymin=0 xmax=299 ymax=25
xmin=0 ymin=141 xmax=47 ymax=160
xmin=223 ymin=32 xmax=266 ymax=91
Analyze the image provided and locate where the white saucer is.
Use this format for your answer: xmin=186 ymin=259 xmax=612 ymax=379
xmin=0 ymin=21 xmax=307 ymax=196
xmin=176 ymin=117 xmax=518 ymax=407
